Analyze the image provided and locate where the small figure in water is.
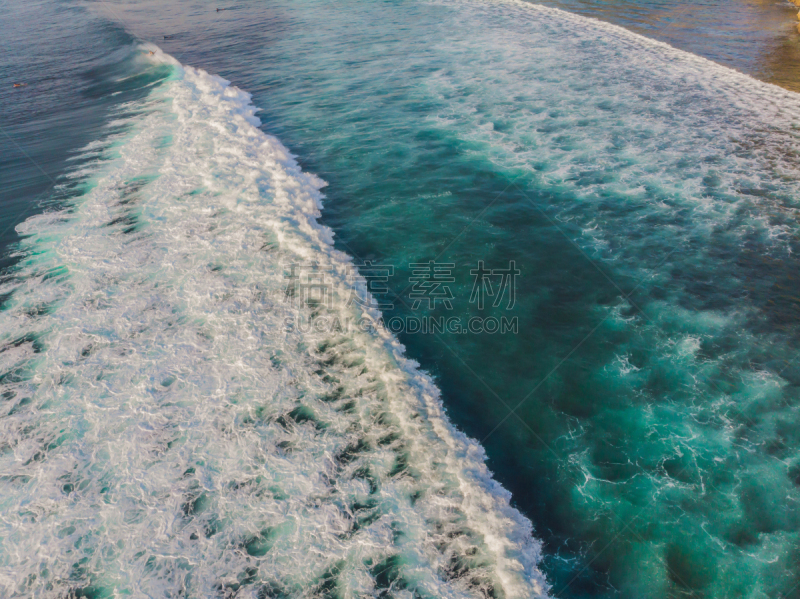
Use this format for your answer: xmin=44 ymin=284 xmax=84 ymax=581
xmin=149 ymin=51 xmax=155 ymax=55
xmin=12 ymin=83 xmax=26 ymax=88
xmin=217 ymin=7 xmax=225 ymax=11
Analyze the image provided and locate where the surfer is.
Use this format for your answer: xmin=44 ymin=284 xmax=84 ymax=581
xmin=12 ymin=83 xmax=26 ymax=88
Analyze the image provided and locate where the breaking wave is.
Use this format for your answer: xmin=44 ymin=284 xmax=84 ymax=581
xmin=0 ymin=48 xmax=548 ymax=599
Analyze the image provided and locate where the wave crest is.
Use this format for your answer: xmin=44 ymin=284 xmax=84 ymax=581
xmin=0 ymin=47 xmax=548 ymax=599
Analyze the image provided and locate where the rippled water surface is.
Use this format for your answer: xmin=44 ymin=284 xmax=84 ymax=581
xmin=538 ymin=0 xmax=800 ymax=91
xmin=3 ymin=0 xmax=800 ymax=597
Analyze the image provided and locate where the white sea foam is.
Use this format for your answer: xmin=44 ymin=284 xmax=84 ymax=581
xmin=0 ymin=48 xmax=548 ymax=598
xmin=419 ymin=0 xmax=800 ymax=354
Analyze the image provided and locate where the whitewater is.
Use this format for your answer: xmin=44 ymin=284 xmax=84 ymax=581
xmin=0 ymin=49 xmax=548 ymax=598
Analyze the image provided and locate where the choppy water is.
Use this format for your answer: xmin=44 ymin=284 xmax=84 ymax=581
xmin=3 ymin=0 xmax=800 ymax=597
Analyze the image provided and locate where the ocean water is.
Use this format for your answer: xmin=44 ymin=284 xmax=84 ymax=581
xmin=0 ymin=0 xmax=158 ymax=272
xmin=3 ymin=0 xmax=800 ymax=598
xmin=537 ymin=0 xmax=800 ymax=92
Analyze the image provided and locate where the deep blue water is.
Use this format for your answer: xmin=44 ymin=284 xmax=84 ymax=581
xmin=3 ymin=0 xmax=800 ymax=597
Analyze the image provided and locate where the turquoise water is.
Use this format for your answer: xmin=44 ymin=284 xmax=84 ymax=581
xmin=3 ymin=0 xmax=800 ymax=597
